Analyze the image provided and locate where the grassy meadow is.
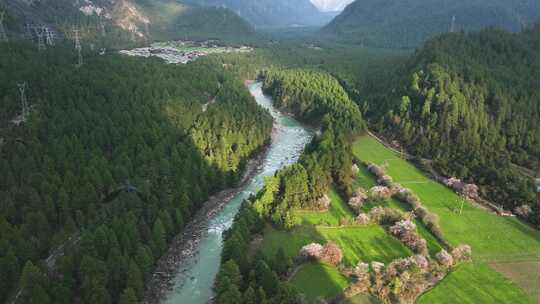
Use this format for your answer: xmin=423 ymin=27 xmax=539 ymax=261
xmin=317 ymin=226 xmax=412 ymax=266
xmin=255 ymin=135 xmax=540 ymax=303
xmin=354 ymin=168 xmax=443 ymax=256
xmin=290 ymin=262 xmax=350 ymax=301
xmin=296 ymin=188 xmax=355 ymax=226
xmin=418 ymin=263 xmax=530 ymax=304
xmin=260 ymin=223 xmax=411 ymax=266
xmin=353 ymin=136 xmax=540 ymax=303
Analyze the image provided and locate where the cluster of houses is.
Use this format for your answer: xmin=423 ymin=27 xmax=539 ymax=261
xmin=120 ymin=46 xmax=210 ymax=64
xmin=119 ymin=40 xmax=253 ymax=65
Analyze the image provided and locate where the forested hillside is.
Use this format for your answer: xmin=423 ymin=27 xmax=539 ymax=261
xmin=263 ymin=69 xmax=365 ymax=202
xmin=0 ymin=42 xmax=272 ymax=303
xmin=0 ymin=0 xmax=253 ymax=48
xmin=214 ymin=69 xmax=365 ymax=303
xmin=375 ymin=25 xmax=540 ymax=225
xmin=323 ymin=0 xmax=540 ymax=48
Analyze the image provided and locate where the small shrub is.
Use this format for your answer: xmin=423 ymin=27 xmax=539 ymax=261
xmin=451 ymin=244 xmax=472 ymax=262
xmin=320 ymin=242 xmax=343 ymax=266
xmin=355 ymin=213 xmax=370 ymax=225
xmin=514 ymin=204 xmax=532 ymax=217
xmin=299 ymin=243 xmax=323 ymax=260
xmin=435 ymin=249 xmax=454 ymax=268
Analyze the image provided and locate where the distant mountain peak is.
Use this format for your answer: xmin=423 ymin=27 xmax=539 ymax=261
xmin=188 ymin=0 xmax=334 ymax=28
xmin=310 ymin=0 xmax=354 ymax=12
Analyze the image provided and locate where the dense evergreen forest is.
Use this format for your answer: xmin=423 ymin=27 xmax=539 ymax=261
xmin=262 ymin=69 xmax=365 ymax=220
xmin=0 ymin=42 xmax=272 ymax=303
xmin=214 ymin=69 xmax=365 ymax=303
xmin=375 ymin=24 xmax=540 ymax=225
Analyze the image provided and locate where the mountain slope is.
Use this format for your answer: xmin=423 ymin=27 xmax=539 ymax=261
xmin=0 ymin=0 xmax=253 ymax=47
xmin=375 ymin=25 xmax=540 ymax=224
xmin=0 ymin=42 xmax=272 ymax=303
xmin=187 ymin=0 xmax=335 ymax=28
xmin=322 ymin=0 xmax=540 ymax=48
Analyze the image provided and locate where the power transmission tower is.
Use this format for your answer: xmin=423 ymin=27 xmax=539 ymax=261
xmin=34 ymin=26 xmax=46 ymax=51
xmin=450 ymin=15 xmax=456 ymax=33
xmin=44 ymin=27 xmax=55 ymax=46
xmin=17 ymin=82 xmax=29 ymax=122
xmin=0 ymin=11 xmax=8 ymax=42
xmin=73 ymin=28 xmax=83 ymax=68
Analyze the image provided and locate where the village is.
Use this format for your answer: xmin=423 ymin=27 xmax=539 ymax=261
xmin=119 ymin=40 xmax=253 ymax=64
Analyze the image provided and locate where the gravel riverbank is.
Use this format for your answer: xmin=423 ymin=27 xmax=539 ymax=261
xmin=143 ymin=147 xmax=269 ymax=304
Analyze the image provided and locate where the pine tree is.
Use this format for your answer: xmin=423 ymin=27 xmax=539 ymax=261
xmin=18 ymin=261 xmax=51 ymax=304
xmin=127 ymin=260 xmax=144 ymax=298
xmin=242 ymin=286 xmax=257 ymax=304
xmin=151 ymin=218 xmax=166 ymax=257
xmin=119 ymin=288 xmax=138 ymax=304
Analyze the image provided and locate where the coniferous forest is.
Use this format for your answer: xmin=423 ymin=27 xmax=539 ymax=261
xmin=0 ymin=42 xmax=272 ymax=303
xmin=1 ymin=0 xmax=540 ymax=303
xmin=376 ymin=25 xmax=540 ymax=225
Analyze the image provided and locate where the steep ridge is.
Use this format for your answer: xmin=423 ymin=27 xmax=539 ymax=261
xmin=0 ymin=0 xmax=253 ymax=48
xmin=322 ymin=0 xmax=540 ymax=48
xmin=374 ymin=25 xmax=540 ymax=226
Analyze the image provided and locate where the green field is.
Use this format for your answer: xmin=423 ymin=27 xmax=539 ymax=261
xmin=296 ymin=187 xmax=355 ymax=226
xmin=418 ymin=263 xmax=530 ymax=304
xmin=260 ymin=185 xmax=411 ymax=266
xmin=290 ymin=262 xmax=350 ymax=301
xmin=353 ymin=136 xmax=540 ymax=303
xmin=355 ymin=167 xmax=443 ymax=256
xmin=318 ymin=226 xmax=412 ymax=265
xmin=342 ymin=294 xmax=382 ymax=304
xmin=260 ymin=224 xmax=411 ymax=266
xmin=260 ymin=225 xmax=323 ymax=259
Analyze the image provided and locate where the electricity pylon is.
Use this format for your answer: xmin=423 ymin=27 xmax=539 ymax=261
xmin=34 ymin=27 xmax=46 ymax=51
xmin=17 ymin=82 xmax=29 ymax=121
xmin=73 ymin=28 xmax=83 ymax=68
xmin=44 ymin=27 xmax=55 ymax=46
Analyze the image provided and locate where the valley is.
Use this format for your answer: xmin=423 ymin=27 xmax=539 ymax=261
xmin=0 ymin=1 xmax=539 ymax=304
xmin=152 ymin=82 xmax=312 ymax=304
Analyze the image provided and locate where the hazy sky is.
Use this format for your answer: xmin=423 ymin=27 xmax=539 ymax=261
xmin=310 ymin=0 xmax=355 ymax=12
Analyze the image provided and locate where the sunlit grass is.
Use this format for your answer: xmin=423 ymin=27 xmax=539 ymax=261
xmin=353 ymin=136 xmax=540 ymax=303
xmin=296 ymin=187 xmax=355 ymax=226
xmin=291 ymin=262 xmax=350 ymax=301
